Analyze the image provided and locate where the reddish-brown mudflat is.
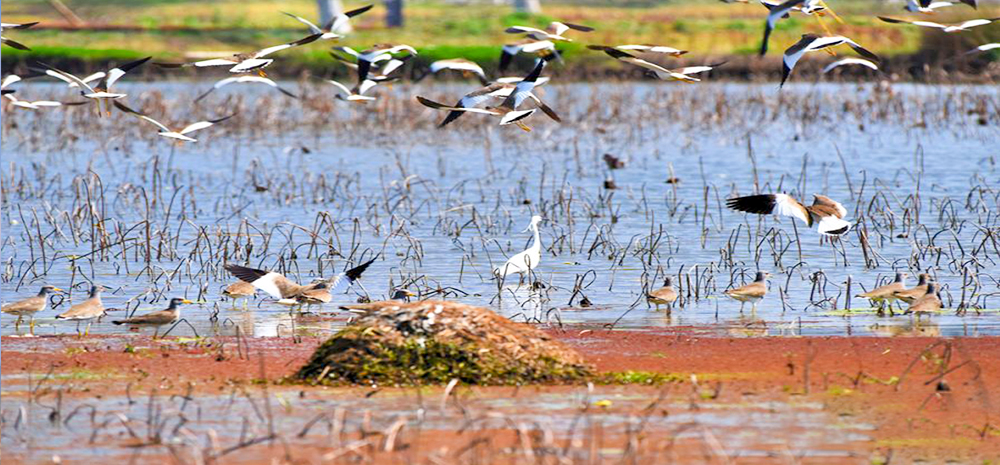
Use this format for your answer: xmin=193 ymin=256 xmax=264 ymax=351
xmin=2 ymin=331 xmax=999 ymax=464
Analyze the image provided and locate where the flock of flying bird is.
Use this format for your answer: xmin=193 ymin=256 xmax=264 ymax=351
xmin=2 ymin=0 xmax=994 ymax=335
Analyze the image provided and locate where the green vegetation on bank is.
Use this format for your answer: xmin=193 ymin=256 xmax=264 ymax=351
xmin=1 ymin=1 xmax=997 ymax=75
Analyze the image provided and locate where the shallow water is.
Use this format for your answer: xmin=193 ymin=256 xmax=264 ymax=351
xmin=0 ymin=382 xmax=872 ymax=463
xmin=2 ymin=80 xmax=998 ymax=338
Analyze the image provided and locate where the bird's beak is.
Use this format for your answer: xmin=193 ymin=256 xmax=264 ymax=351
xmin=182 ymin=299 xmax=194 ymax=304
xmin=405 ymin=290 xmax=417 ymax=297
xmin=52 ymin=287 xmax=64 ymax=292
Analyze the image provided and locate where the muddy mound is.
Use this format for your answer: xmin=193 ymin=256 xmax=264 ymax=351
xmin=294 ymin=300 xmax=591 ymax=386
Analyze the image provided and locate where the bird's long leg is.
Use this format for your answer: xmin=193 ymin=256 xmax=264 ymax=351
xmin=819 ymin=1 xmax=844 ymax=24
xmin=14 ymin=315 xmax=22 ymax=332
xmin=29 ymin=316 xmax=35 ymax=336
xmin=258 ymin=69 xmax=268 ymax=78
xmin=76 ymin=321 xmax=82 ymax=336
xmin=85 ymin=321 xmax=92 ymax=337
xmin=515 ymin=121 xmax=532 ymax=132
xmin=814 ymin=15 xmax=836 ymax=44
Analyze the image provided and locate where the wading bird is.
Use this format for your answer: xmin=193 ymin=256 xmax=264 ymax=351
xmin=2 ymin=285 xmax=63 ymax=334
xmin=55 ymin=285 xmax=105 ymax=336
xmin=194 ymin=76 xmax=298 ymax=103
xmin=223 ymin=281 xmax=256 ymax=307
xmin=417 ymin=60 xmax=555 ymax=131
xmin=113 ymin=101 xmax=234 ymax=142
xmin=725 ymin=271 xmax=770 ymax=312
xmin=505 ymin=21 xmax=593 ymax=42
xmin=780 ymin=34 xmax=879 ymax=87
xmin=878 ymin=16 xmax=999 ymax=32
xmin=494 ymin=215 xmax=543 ymax=278
xmin=156 ymin=34 xmax=322 ymax=76
xmin=281 ymin=4 xmax=373 ymax=40
xmin=892 ymin=273 xmax=931 ymax=304
xmin=113 ymin=297 xmax=193 ymax=338
xmin=593 ymin=46 xmax=723 ymax=82
xmin=906 ymin=283 xmax=942 ymax=314
xmin=41 ymin=57 xmax=152 ymax=115
xmin=647 ymin=277 xmax=678 ymax=311
xmin=224 ymin=258 xmax=376 ymax=304
xmin=1 ymin=22 xmax=37 ymax=50
xmin=726 ymin=193 xmax=852 ymax=236
xmin=856 ymin=272 xmax=907 ymax=309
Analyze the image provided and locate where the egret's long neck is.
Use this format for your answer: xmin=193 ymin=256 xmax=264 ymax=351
xmin=530 ymin=224 xmax=541 ymax=251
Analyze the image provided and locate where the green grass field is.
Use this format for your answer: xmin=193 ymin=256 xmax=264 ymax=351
xmin=1 ymin=0 xmax=997 ymax=75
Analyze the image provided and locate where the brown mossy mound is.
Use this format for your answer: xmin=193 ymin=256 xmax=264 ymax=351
xmin=294 ymin=300 xmax=592 ymax=386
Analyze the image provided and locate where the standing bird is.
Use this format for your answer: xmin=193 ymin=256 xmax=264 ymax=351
xmin=1 ymin=22 xmax=38 ymax=50
xmin=223 ymin=281 xmax=256 ymax=308
xmin=391 ymin=289 xmax=417 ymax=301
xmin=224 ymin=258 xmax=376 ymax=304
xmin=112 ymin=297 xmax=193 ymax=338
xmin=780 ymin=34 xmax=879 ymax=87
xmin=906 ymin=283 xmax=942 ymax=314
xmin=55 ymin=285 xmax=106 ymax=336
xmin=281 ymin=4 xmax=373 ymax=40
xmin=647 ymin=277 xmax=679 ymax=311
xmin=2 ymin=285 xmax=63 ymax=334
xmin=726 ymin=193 xmax=852 ymax=236
xmin=155 ymin=34 xmax=322 ymax=76
xmin=893 ymin=273 xmax=931 ymax=304
xmin=494 ymin=215 xmax=543 ymax=278
xmin=725 ymin=271 xmax=770 ymax=312
xmin=856 ymin=272 xmax=907 ymax=309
